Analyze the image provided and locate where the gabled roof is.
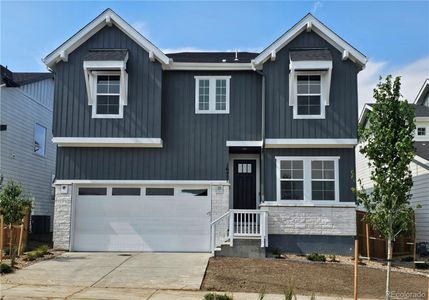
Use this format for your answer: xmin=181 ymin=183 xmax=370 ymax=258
xmin=43 ymin=8 xmax=170 ymax=68
xmin=252 ymin=14 xmax=367 ymax=68
xmin=360 ymin=103 xmax=429 ymax=126
xmin=1 ymin=65 xmax=53 ymax=87
xmin=414 ymin=79 xmax=429 ymax=105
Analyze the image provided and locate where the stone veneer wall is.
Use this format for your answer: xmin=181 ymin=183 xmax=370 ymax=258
xmin=53 ymin=184 xmax=73 ymax=250
xmin=262 ymin=205 xmax=356 ymax=236
xmin=211 ymin=184 xmax=230 ymax=247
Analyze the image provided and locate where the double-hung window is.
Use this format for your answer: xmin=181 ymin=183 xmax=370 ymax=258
xmin=95 ymin=74 xmax=121 ymax=116
xmin=195 ymin=76 xmax=230 ymax=114
xmin=296 ymin=75 xmax=322 ymax=116
xmin=276 ymin=156 xmax=339 ymax=203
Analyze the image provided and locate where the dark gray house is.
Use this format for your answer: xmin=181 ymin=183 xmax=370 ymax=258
xmin=44 ymin=9 xmax=367 ymax=255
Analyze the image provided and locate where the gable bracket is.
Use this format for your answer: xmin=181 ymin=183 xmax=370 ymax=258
xmin=306 ymin=21 xmax=313 ymax=32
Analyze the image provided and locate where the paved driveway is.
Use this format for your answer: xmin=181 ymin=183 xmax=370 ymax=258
xmin=1 ymin=252 xmax=210 ymax=290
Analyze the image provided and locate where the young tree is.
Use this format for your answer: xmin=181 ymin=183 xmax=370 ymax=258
xmin=0 ymin=180 xmax=32 ymax=267
xmin=356 ymin=75 xmax=416 ymax=299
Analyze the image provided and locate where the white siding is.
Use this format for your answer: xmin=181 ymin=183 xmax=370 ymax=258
xmin=0 ymin=79 xmax=56 ymax=228
xmin=356 ymin=147 xmax=429 ymax=242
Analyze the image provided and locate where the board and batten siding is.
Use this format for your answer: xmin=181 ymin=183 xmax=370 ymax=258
xmin=356 ymin=148 xmax=429 ymax=243
xmin=55 ymin=70 xmax=262 ymax=180
xmin=53 ymin=25 xmax=162 ymax=138
xmin=264 ymin=148 xmax=356 ymax=203
xmin=263 ymin=30 xmax=360 ymax=139
xmin=0 ymin=79 xmax=56 ymax=220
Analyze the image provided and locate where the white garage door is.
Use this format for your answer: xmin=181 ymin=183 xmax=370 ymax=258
xmin=72 ymin=186 xmax=211 ymax=252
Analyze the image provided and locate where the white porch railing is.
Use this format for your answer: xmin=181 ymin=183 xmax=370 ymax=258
xmin=211 ymin=209 xmax=268 ymax=254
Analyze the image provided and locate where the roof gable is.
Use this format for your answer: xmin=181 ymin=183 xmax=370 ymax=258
xmin=252 ymin=14 xmax=367 ymax=68
xmin=43 ymin=8 xmax=170 ymax=68
xmin=414 ymin=79 xmax=429 ymax=105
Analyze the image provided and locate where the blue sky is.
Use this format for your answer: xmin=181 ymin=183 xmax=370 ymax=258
xmin=1 ymin=1 xmax=428 ymax=108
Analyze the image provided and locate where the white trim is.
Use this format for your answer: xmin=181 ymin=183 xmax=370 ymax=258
xmin=83 ymin=60 xmax=127 ymax=69
xmin=195 ymin=76 xmax=230 ymax=114
xmin=43 ymin=9 xmax=170 ymax=68
xmin=54 ymin=179 xmax=229 ymax=185
xmin=52 ymin=137 xmax=163 ymax=148
xmin=275 ymin=156 xmax=340 ymax=204
xmin=265 ymin=139 xmax=357 ymax=148
xmin=167 ymin=62 xmax=254 ymax=71
xmin=253 ymin=14 xmax=367 ymax=67
xmin=226 ymin=141 xmax=263 ymax=147
xmin=290 ymin=60 xmax=332 ymax=70
xmin=260 ymin=202 xmax=356 ymax=208
xmin=417 ymin=117 xmax=429 ymax=122
xmin=414 ymin=79 xmax=429 ymax=104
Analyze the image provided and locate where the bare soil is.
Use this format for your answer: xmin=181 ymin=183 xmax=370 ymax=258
xmin=201 ymin=257 xmax=429 ymax=298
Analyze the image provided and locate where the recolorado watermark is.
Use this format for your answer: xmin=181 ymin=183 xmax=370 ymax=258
xmin=387 ymin=291 xmax=426 ymax=299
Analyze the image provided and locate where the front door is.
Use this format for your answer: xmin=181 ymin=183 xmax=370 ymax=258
xmin=233 ymin=159 xmax=257 ymax=209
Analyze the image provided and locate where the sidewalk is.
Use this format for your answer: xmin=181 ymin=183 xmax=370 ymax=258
xmin=0 ymin=284 xmax=374 ymax=300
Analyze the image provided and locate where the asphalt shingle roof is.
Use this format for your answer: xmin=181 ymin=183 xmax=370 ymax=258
xmin=84 ymin=49 xmax=128 ymax=61
xmin=166 ymin=52 xmax=258 ymax=63
xmin=289 ymin=49 xmax=332 ymax=61
xmin=0 ymin=65 xmax=53 ymax=86
xmin=415 ymin=142 xmax=429 ymax=161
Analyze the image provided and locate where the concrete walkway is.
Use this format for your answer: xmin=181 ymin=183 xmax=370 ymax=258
xmin=1 ymin=252 xmax=210 ymax=290
xmin=0 ymin=284 xmax=369 ymax=299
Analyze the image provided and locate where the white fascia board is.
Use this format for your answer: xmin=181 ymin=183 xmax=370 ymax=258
xmin=253 ymin=14 xmax=367 ymax=68
xmin=358 ymin=103 xmax=374 ymax=126
xmin=52 ymin=137 xmax=163 ymax=148
xmin=44 ymin=9 xmax=169 ymax=68
xmin=83 ymin=60 xmax=127 ymax=69
xmin=54 ymin=179 xmax=229 ymax=186
xmin=166 ymin=62 xmax=254 ymax=71
xmin=414 ymin=79 xmax=429 ymax=104
xmin=226 ymin=141 xmax=263 ymax=147
xmin=416 ymin=117 xmax=429 ymax=122
xmin=290 ymin=60 xmax=332 ymax=70
xmin=265 ymin=138 xmax=357 ymax=148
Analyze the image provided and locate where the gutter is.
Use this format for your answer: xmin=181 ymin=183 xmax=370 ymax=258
xmin=255 ymin=69 xmax=265 ymax=204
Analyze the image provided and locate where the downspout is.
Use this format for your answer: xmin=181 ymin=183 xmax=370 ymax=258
xmin=255 ymin=69 xmax=265 ymax=205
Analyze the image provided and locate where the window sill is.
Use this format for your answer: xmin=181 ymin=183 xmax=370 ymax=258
xmin=92 ymin=114 xmax=123 ymax=119
xmin=293 ymin=115 xmax=325 ymax=120
xmin=195 ymin=110 xmax=230 ymax=114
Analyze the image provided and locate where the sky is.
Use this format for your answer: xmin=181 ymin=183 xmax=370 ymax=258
xmin=1 ymin=1 xmax=428 ymax=112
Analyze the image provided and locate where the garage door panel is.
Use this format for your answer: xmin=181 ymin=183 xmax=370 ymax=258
xmin=73 ymin=186 xmax=211 ymax=252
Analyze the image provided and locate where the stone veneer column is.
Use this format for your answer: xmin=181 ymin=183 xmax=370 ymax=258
xmin=211 ymin=184 xmax=230 ymax=246
xmin=53 ymin=184 xmax=73 ymax=250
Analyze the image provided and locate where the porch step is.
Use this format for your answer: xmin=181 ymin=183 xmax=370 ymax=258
xmin=214 ymin=239 xmax=266 ymax=258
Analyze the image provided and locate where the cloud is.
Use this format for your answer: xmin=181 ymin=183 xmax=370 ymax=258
xmin=358 ymin=56 xmax=429 ymax=113
xmin=312 ymin=0 xmax=322 ymax=14
xmin=131 ymin=21 xmax=150 ymax=38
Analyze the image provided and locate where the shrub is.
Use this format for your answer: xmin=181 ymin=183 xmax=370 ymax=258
xmin=415 ymin=262 xmax=429 ymax=269
xmin=328 ymin=254 xmax=339 ymax=262
xmin=0 ymin=263 xmax=13 ymax=274
xmin=204 ymin=293 xmax=233 ymax=300
xmin=283 ymin=286 xmax=297 ymax=300
xmin=35 ymin=245 xmax=49 ymax=255
xmin=258 ymin=285 xmax=266 ymax=300
xmin=306 ymin=252 xmax=326 ymax=262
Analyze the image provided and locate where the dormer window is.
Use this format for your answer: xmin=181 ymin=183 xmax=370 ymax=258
xmin=83 ymin=49 xmax=128 ymax=119
xmin=289 ymin=49 xmax=332 ymax=120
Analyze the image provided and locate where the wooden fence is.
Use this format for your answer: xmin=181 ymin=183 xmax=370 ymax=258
xmin=356 ymin=210 xmax=415 ymax=260
xmin=0 ymin=213 xmax=30 ymax=261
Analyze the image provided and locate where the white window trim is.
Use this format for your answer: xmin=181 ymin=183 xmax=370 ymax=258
xmin=83 ymin=59 xmax=128 ymax=119
xmin=194 ymin=76 xmax=231 ymax=114
xmin=275 ymin=156 xmax=340 ymax=205
xmin=292 ymin=71 xmax=326 ymax=119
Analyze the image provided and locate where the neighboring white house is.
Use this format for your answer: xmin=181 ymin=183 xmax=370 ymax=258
xmin=357 ymin=79 xmax=429 ymax=243
xmin=0 ymin=65 xmax=56 ymax=233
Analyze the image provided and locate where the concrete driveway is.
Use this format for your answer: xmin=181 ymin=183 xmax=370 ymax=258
xmin=1 ymin=252 xmax=210 ymax=290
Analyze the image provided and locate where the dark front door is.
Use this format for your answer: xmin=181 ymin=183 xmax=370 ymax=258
xmin=233 ymin=159 xmax=257 ymax=209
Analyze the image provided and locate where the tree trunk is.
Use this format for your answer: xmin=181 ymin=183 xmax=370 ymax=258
xmin=9 ymin=224 xmax=15 ymax=267
xmin=385 ymin=237 xmax=393 ymax=300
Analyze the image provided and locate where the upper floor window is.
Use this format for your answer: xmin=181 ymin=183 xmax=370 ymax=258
xmin=34 ymin=123 xmax=46 ymax=157
xmin=417 ymin=127 xmax=426 ymax=136
xmin=296 ymin=75 xmax=322 ymax=116
xmin=276 ymin=156 xmax=339 ymax=203
xmin=195 ymin=76 xmax=230 ymax=114
xmin=83 ymin=50 xmax=129 ymax=119
xmin=95 ymin=74 xmax=121 ymax=117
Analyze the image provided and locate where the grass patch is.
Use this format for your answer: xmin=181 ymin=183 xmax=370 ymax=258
xmin=306 ymin=253 xmax=326 ymax=262
xmin=24 ymin=245 xmax=50 ymax=261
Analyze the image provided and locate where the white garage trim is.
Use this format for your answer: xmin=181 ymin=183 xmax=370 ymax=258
xmin=70 ymin=184 xmax=213 ymax=252
xmin=56 ymin=179 xmax=229 ymax=185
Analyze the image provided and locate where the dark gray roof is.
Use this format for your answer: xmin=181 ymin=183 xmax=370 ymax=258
xmin=166 ymin=52 xmax=258 ymax=63
xmin=289 ymin=49 xmax=332 ymax=61
xmin=415 ymin=142 xmax=429 ymax=161
xmin=0 ymin=65 xmax=53 ymax=87
xmin=84 ymin=49 xmax=128 ymax=61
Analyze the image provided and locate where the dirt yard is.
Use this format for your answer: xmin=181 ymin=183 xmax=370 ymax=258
xmin=201 ymin=257 xmax=429 ymax=298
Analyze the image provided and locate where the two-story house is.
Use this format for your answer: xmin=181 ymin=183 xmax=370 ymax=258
xmin=357 ymin=79 xmax=429 ymax=245
xmin=44 ymin=9 xmax=367 ymax=256
xmin=0 ymin=65 xmax=56 ymax=234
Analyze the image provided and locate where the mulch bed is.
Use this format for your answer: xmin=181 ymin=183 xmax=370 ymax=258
xmin=201 ymin=257 xmax=429 ymax=298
